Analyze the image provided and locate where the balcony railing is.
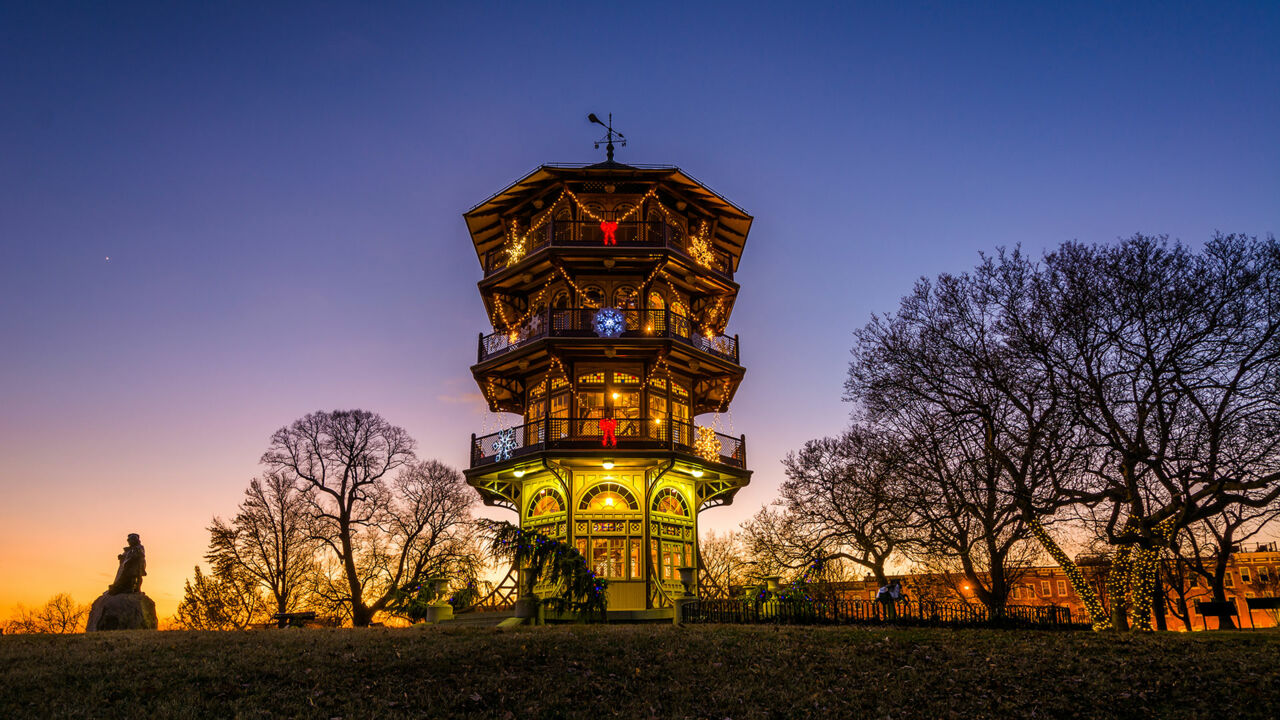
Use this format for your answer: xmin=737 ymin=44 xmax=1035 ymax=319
xmin=477 ymin=308 xmax=739 ymax=365
xmin=470 ymin=418 xmax=746 ymax=469
xmin=481 ymin=219 xmax=734 ymax=279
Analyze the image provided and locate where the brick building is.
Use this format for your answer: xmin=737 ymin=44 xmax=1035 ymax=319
xmin=811 ymin=543 xmax=1280 ymax=630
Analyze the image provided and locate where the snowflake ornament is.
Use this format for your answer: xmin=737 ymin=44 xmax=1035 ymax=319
xmin=593 ymin=307 xmax=626 ymax=338
xmin=491 ymin=428 xmax=517 ymax=462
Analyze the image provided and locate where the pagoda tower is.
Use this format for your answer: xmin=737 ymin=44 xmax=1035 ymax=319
xmin=462 ymin=143 xmax=752 ymax=616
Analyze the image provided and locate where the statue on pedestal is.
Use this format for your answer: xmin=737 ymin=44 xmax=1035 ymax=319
xmin=108 ymin=533 xmax=146 ymax=594
xmin=87 ymin=533 xmax=157 ymax=631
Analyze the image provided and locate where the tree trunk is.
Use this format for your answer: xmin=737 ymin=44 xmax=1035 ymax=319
xmin=1153 ymin=573 xmax=1167 ymax=631
xmin=1126 ymin=546 xmax=1158 ymax=631
xmin=1210 ymin=585 xmax=1237 ymax=630
xmin=1108 ymin=545 xmax=1131 ymax=632
xmin=339 ymin=511 xmax=370 ymax=627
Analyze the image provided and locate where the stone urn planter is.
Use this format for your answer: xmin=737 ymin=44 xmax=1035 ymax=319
xmin=677 ymin=566 xmax=697 ymax=597
xmin=421 ymin=576 xmax=453 ymax=623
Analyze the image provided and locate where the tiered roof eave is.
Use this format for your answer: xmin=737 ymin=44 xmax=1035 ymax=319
xmin=463 ymin=163 xmax=753 ymax=272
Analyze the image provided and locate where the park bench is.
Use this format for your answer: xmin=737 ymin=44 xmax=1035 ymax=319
xmin=1193 ymin=600 xmax=1239 ymax=630
xmin=1244 ymin=597 xmax=1280 ymax=629
xmin=271 ymin=611 xmax=317 ymax=628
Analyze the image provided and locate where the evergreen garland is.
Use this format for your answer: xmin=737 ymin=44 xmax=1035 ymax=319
xmin=484 ymin=520 xmax=608 ymax=621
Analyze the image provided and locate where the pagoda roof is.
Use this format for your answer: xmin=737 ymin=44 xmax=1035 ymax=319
xmin=463 ymin=163 xmax=753 ymax=272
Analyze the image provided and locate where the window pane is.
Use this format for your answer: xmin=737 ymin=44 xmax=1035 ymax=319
xmin=630 ymin=540 xmax=641 ymax=579
xmin=592 ymin=539 xmax=610 ymax=577
xmin=609 ymin=539 xmax=625 ymax=578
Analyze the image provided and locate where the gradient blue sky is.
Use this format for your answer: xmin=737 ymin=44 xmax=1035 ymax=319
xmin=2 ymin=1 xmax=1277 ymax=616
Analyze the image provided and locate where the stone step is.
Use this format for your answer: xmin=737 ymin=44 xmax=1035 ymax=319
xmin=443 ymin=612 xmax=517 ymax=627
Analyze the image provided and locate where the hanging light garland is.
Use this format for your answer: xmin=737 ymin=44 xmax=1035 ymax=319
xmin=502 ymin=189 xmax=568 ymax=265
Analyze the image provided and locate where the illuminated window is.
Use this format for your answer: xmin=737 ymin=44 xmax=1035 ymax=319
xmin=613 ymin=285 xmax=638 ymax=310
xmin=614 ymin=372 xmax=641 ymax=384
xmin=578 ymin=371 xmax=605 ymax=385
xmin=630 ymin=540 xmax=641 ymax=579
xmin=1057 ymin=580 xmax=1067 ymax=596
xmin=652 ymin=488 xmax=689 ymax=517
xmin=580 ymin=483 xmax=638 ymax=511
xmin=1241 ymin=568 xmax=1251 ymax=584
xmin=1040 ymin=581 xmax=1050 ymax=596
xmin=592 ymin=538 xmax=625 ymax=579
xmin=660 ymin=542 xmax=686 ymax=579
xmin=528 ymin=488 xmax=564 ymax=518
xmin=583 ymin=285 xmax=605 ymax=308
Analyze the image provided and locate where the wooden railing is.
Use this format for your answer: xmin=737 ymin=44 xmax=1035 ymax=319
xmin=470 ymin=418 xmax=746 ymax=469
xmin=478 ymin=308 xmax=739 ymax=365
xmin=481 ymin=219 xmax=734 ymax=279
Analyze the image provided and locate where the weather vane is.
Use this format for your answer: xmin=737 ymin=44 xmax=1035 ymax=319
xmin=588 ymin=113 xmax=625 ymax=162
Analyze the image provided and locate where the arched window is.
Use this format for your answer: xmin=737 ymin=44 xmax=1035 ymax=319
xmin=613 ymin=285 xmax=638 ymax=309
xmin=553 ymin=206 xmax=573 ymax=243
xmin=551 ymin=290 xmax=572 ymax=332
xmin=580 ymin=483 xmax=639 ymax=511
xmin=652 ymin=487 xmax=689 ymax=517
xmin=528 ymin=487 xmax=565 ymax=517
xmin=583 ymin=284 xmax=605 ymax=309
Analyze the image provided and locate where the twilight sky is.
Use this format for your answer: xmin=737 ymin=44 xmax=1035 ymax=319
xmin=1 ymin=1 xmax=1277 ymax=620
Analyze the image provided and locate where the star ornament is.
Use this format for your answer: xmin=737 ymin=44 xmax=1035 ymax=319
xmin=593 ymin=307 xmax=625 ymax=338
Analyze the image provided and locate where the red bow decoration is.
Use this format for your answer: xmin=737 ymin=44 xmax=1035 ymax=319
xmin=600 ymin=221 xmax=618 ymax=245
xmin=600 ymin=418 xmax=617 ymax=447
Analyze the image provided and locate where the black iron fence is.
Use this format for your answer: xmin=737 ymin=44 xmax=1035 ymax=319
xmin=470 ymin=418 xmax=745 ymax=469
xmin=482 ymin=219 xmax=734 ymax=279
xmin=478 ymin=308 xmax=739 ymax=365
xmin=683 ymin=598 xmax=1078 ymax=629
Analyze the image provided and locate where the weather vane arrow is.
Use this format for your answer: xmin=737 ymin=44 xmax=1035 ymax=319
xmin=588 ymin=113 xmax=625 ymax=162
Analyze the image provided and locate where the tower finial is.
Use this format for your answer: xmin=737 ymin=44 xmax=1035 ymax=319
xmin=588 ymin=113 xmax=626 ymax=162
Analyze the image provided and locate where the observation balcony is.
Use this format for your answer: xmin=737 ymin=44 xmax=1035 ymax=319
xmin=469 ymin=418 xmax=746 ymax=470
xmin=476 ymin=308 xmax=740 ymax=365
xmin=480 ymin=219 xmax=735 ymax=280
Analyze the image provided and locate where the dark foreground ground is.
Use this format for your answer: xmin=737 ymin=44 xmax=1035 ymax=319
xmin=2 ymin=624 xmax=1277 ymax=719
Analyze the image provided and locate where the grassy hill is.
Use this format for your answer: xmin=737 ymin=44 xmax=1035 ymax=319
xmin=2 ymin=624 xmax=1277 ymax=718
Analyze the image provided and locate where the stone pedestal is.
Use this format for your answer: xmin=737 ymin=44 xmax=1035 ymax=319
xmin=86 ymin=592 xmax=157 ymax=632
xmin=423 ymin=603 xmax=454 ymax=623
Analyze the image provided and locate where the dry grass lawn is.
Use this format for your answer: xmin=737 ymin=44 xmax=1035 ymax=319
xmin=2 ymin=624 xmax=1277 ymax=719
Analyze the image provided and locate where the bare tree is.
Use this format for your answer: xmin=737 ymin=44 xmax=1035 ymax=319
xmin=1015 ymin=234 xmax=1280 ymax=629
xmin=698 ymin=530 xmax=748 ymax=598
xmin=208 ymin=472 xmax=317 ymax=617
xmin=744 ymin=426 xmax=914 ymax=587
xmin=1170 ymin=500 xmax=1280 ymax=629
xmin=261 ymin=410 xmax=417 ymax=626
xmin=4 ymin=593 xmax=88 ymax=634
xmin=846 ymin=262 xmax=1061 ymax=613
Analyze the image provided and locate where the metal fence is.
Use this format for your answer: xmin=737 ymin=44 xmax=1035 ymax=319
xmin=683 ymin=598 xmax=1079 ymax=629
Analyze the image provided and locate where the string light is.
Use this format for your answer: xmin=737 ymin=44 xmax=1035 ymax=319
xmin=695 ymin=426 xmax=720 ymax=463
xmin=1028 ymin=517 xmax=1112 ymax=631
xmin=687 ymin=221 xmax=716 ymax=268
